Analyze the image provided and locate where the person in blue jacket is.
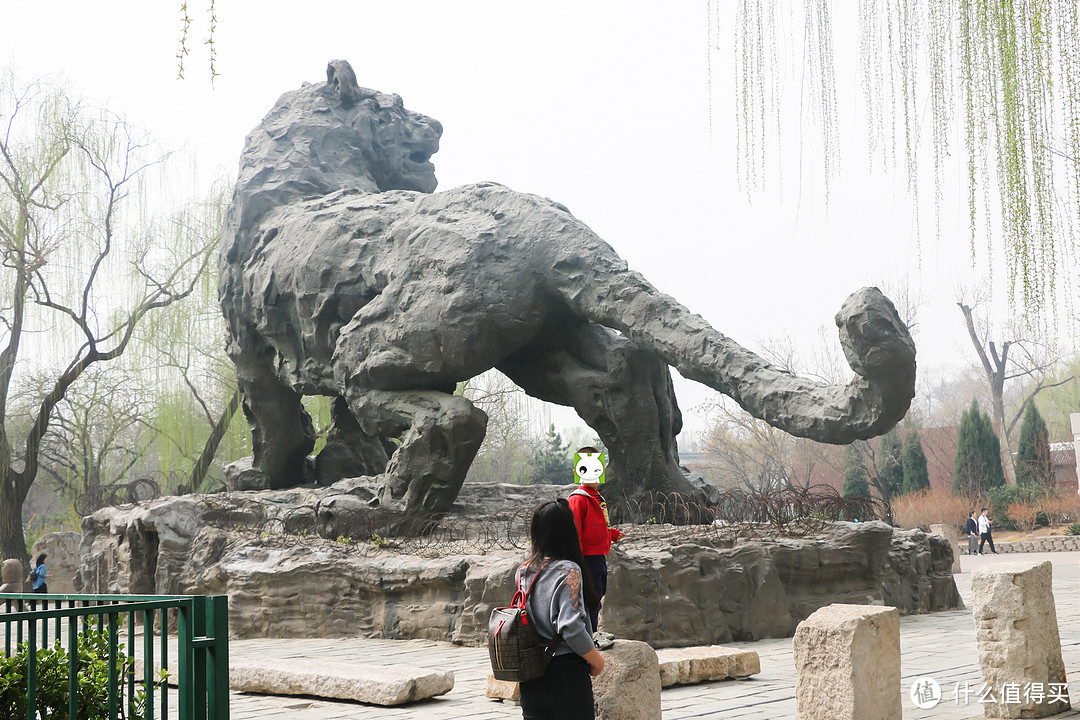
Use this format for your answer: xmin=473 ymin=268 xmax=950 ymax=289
xmin=31 ymin=553 xmax=47 ymax=593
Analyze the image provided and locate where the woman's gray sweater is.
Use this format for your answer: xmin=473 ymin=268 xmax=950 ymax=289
xmin=516 ymin=558 xmax=595 ymax=658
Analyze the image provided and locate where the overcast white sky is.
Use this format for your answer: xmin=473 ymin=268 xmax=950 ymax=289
xmin=5 ymin=1 xmax=1060 ymax=438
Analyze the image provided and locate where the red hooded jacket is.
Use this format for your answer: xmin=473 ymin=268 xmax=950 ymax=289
xmin=567 ymin=484 xmax=623 ymax=556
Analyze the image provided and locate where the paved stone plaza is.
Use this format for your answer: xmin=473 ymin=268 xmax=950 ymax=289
xmin=227 ymin=551 xmax=1080 ymax=719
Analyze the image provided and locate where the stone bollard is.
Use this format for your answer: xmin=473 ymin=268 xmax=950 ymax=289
xmin=971 ymin=560 xmax=1070 ymax=718
xmin=591 ymin=640 xmax=661 ymax=720
xmin=792 ymin=604 xmax=901 ymax=720
xmin=0 ymin=558 xmax=24 ymax=592
xmin=929 ymin=523 xmax=962 ymax=572
xmin=488 ymin=641 xmax=661 ymax=720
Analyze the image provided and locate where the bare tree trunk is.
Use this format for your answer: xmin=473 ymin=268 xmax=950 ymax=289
xmin=0 ymin=467 xmax=29 ymax=585
xmin=959 ymin=302 xmax=1017 ymax=485
xmin=187 ymin=389 xmax=242 ymax=492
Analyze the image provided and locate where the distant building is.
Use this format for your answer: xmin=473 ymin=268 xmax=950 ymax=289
xmin=1072 ymin=413 xmax=1080 ymax=494
xmin=1049 ymin=441 xmax=1078 ymax=493
xmin=789 ymin=419 xmax=1079 ymax=496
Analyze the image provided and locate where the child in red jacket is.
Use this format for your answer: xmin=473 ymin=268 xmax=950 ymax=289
xmin=567 ymin=447 xmax=623 ymax=636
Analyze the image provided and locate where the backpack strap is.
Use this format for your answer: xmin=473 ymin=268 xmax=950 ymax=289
xmin=515 ymin=560 xmax=562 ymax=654
xmin=513 ymin=559 xmax=550 ymax=609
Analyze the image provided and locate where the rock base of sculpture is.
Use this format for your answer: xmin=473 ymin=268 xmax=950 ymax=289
xmin=792 ymin=604 xmax=901 ymax=720
xmin=971 ymin=560 xmax=1071 ymax=718
xmin=73 ymin=487 xmax=961 ymax=645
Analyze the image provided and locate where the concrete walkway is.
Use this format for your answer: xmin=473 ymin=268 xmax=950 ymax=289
xmin=228 ymin=551 xmax=1080 ymax=719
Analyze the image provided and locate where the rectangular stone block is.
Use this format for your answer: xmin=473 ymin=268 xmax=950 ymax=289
xmin=654 ymin=645 xmax=761 ymax=687
xmin=485 ymin=673 xmax=520 ymax=701
xmin=230 ymin=659 xmax=454 ymax=706
xmin=591 ymin=640 xmax=662 ymax=720
xmin=793 ymin=603 xmax=900 ymax=720
xmin=971 ymin=560 xmax=1070 ymax=718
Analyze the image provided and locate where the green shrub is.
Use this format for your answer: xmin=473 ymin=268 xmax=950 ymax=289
xmin=985 ymin=485 xmax=1040 ymax=531
xmin=0 ymin=626 xmax=157 ymax=720
xmin=1066 ymin=522 xmax=1080 ymax=536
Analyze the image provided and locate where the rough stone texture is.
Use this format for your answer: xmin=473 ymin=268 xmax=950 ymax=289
xmin=591 ymin=640 xmax=661 ymax=720
xmin=604 ymin=520 xmax=959 ymax=646
xmin=881 ymin=528 xmax=963 ymax=614
xmin=654 ymin=646 xmax=760 ymax=687
xmin=30 ymin=532 xmax=81 ymax=594
xmin=929 ymin=523 xmax=962 ymax=573
xmin=229 ymin=659 xmax=453 ymax=706
xmin=74 ymin=495 xmax=960 ymax=644
xmin=0 ymin=558 xmax=23 ymax=592
xmin=971 ymin=560 xmax=1071 ymax=718
xmin=487 ymin=645 xmax=759 ymax=700
xmin=792 ymin=604 xmax=901 ymax=720
xmin=485 ymin=673 xmax=520 ymax=701
xmin=218 ymin=59 xmax=916 ymax=514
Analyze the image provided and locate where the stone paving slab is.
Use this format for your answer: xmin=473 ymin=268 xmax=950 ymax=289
xmin=225 ymin=551 xmax=1080 ymax=719
xmin=655 ymin=646 xmax=760 ymax=687
xmin=230 ymin=658 xmax=454 ymax=706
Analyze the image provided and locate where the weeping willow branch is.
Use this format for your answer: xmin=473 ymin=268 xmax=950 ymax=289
xmin=176 ymin=1 xmax=219 ymax=83
xmin=725 ymin=1 xmax=1080 ymax=320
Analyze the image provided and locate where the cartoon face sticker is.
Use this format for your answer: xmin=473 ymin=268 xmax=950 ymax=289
xmin=574 ymin=451 xmax=606 ymax=484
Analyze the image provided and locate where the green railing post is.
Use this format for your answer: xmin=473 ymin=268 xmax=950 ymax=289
xmin=207 ymin=595 xmax=230 ymax=720
xmin=178 ymin=599 xmax=193 ymax=720
xmin=126 ymin=609 xmax=136 ymax=715
xmin=161 ymin=607 xmax=170 ymax=719
xmin=25 ymin=620 xmax=36 ymax=720
xmin=143 ymin=609 xmax=155 ymax=720
xmin=108 ymin=612 xmax=119 ymax=720
xmin=67 ymin=614 xmax=78 ymax=720
xmin=192 ymin=596 xmax=208 ymax=720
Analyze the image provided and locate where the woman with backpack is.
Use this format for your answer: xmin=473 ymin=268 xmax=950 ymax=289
xmin=517 ymin=499 xmax=605 ymax=720
xmin=30 ymin=553 xmax=47 ymax=593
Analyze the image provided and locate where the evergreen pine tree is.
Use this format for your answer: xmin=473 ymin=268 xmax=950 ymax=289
xmin=875 ymin=429 xmax=904 ymax=498
xmin=841 ymin=444 xmax=871 ymax=498
xmin=953 ymin=399 xmax=1006 ymax=495
xmin=1015 ymin=404 xmax=1052 ymax=489
xmin=900 ymin=429 xmax=930 ymax=494
xmin=531 ymin=424 xmax=571 ymax=485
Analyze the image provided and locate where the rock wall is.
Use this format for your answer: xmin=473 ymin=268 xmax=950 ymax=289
xmin=30 ymin=532 xmax=81 ymax=594
xmin=881 ymin=528 xmax=963 ymax=615
xmin=74 ymin=488 xmax=961 ymax=646
xmin=602 ymin=521 xmax=958 ymax=647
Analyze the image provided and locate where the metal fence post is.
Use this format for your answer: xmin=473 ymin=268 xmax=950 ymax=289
xmin=207 ymin=595 xmax=230 ymax=720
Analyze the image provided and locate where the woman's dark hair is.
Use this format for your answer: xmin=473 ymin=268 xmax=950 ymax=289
xmin=525 ymin=499 xmax=600 ymax=615
xmin=35 ymin=554 xmax=46 ymax=567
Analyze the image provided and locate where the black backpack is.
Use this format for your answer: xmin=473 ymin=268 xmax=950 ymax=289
xmin=488 ymin=562 xmax=560 ymax=682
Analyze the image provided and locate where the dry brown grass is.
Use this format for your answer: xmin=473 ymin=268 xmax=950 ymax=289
xmin=892 ymin=488 xmax=977 ymax=531
xmin=1007 ymin=502 xmax=1039 ymax=533
xmin=1038 ymin=493 xmax=1080 ymax=525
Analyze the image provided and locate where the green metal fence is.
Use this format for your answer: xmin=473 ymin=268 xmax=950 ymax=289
xmin=1 ymin=593 xmax=229 ymax=720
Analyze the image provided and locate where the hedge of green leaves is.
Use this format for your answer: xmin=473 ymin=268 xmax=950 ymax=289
xmin=0 ymin=627 xmax=150 ymax=720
